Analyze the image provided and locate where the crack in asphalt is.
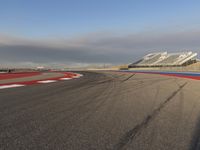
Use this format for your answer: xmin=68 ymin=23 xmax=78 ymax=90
xmin=114 ymin=82 xmax=188 ymax=150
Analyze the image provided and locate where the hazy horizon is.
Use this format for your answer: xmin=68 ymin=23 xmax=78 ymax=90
xmin=1 ymin=0 xmax=200 ymax=68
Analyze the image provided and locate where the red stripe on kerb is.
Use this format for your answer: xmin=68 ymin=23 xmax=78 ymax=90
xmin=0 ymin=72 xmax=41 ymax=80
xmin=123 ymin=71 xmax=200 ymax=80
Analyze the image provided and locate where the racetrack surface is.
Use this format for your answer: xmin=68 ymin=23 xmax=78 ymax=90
xmin=1 ymin=71 xmax=200 ymax=150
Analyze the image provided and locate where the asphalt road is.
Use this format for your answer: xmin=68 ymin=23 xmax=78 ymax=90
xmin=1 ymin=71 xmax=200 ymax=150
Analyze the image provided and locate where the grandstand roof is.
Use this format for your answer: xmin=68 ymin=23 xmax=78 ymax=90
xmin=129 ymin=51 xmax=197 ymax=67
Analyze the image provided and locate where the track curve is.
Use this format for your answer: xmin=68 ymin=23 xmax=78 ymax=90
xmin=0 ymin=71 xmax=200 ymax=150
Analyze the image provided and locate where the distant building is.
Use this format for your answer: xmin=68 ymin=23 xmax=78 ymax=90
xmin=128 ymin=51 xmax=197 ymax=68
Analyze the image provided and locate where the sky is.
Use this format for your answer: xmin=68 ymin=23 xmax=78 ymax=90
xmin=0 ymin=0 xmax=200 ymax=68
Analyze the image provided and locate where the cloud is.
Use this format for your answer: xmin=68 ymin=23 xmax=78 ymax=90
xmin=0 ymin=30 xmax=200 ymax=68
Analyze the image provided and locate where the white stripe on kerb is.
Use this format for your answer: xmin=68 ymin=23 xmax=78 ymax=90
xmin=37 ymin=80 xmax=57 ymax=83
xmin=0 ymin=84 xmax=25 ymax=89
xmin=59 ymin=78 xmax=72 ymax=80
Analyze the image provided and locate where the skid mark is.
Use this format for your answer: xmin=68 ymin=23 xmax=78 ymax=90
xmin=122 ymin=74 xmax=136 ymax=82
xmin=114 ymin=82 xmax=187 ymax=150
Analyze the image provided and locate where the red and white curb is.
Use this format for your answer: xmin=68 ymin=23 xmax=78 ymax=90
xmin=0 ymin=72 xmax=83 ymax=90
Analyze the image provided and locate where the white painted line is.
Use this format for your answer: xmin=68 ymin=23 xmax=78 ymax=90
xmin=37 ymin=80 xmax=57 ymax=83
xmin=59 ymin=78 xmax=72 ymax=80
xmin=0 ymin=84 xmax=25 ymax=89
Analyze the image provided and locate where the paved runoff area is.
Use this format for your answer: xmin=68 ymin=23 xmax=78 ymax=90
xmin=1 ymin=71 xmax=200 ymax=150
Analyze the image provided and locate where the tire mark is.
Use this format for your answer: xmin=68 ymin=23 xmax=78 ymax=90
xmin=0 ymin=78 xmax=112 ymax=144
xmin=82 ymin=73 xmax=125 ymax=89
xmin=189 ymin=116 xmax=200 ymax=150
xmin=120 ymin=78 xmax=173 ymax=93
xmin=114 ymin=82 xmax=187 ymax=150
xmin=122 ymin=74 xmax=135 ymax=82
